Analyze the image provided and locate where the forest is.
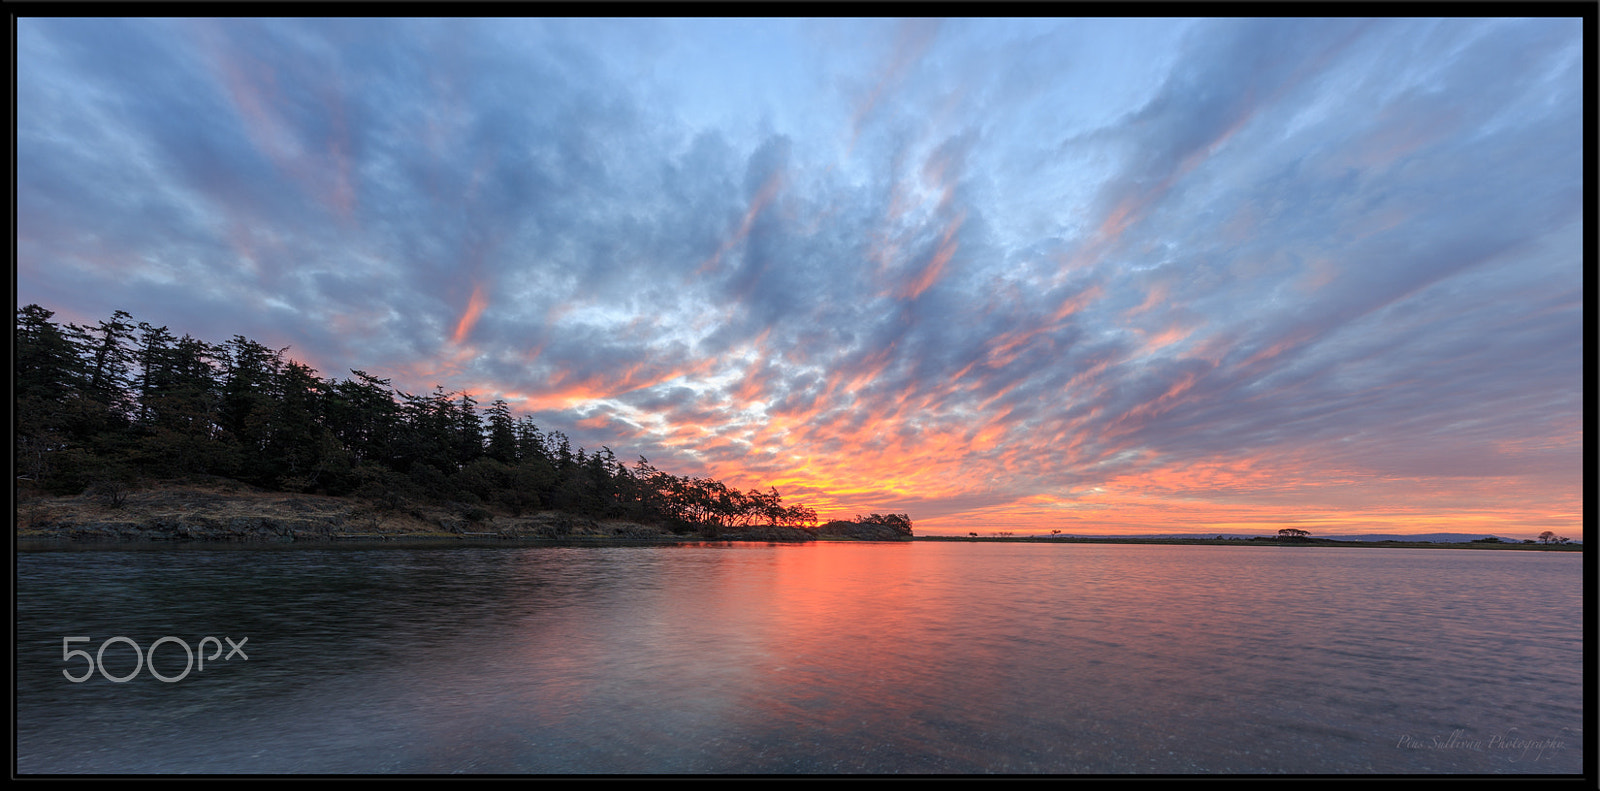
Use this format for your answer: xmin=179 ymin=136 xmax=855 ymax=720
xmin=16 ymin=304 xmax=912 ymax=538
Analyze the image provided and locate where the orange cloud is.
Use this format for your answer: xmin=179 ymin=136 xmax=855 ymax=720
xmin=1140 ymin=323 xmax=1192 ymax=355
xmin=900 ymin=211 xmax=964 ymax=300
xmin=1125 ymin=281 xmax=1171 ymax=318
xmin=506 ymin=357 xmax=720 ymax=413
xmin=1050 ymin=283 xmax=1104 ymax=322
xmin=452 ymin=281 xmax=489 ymax=345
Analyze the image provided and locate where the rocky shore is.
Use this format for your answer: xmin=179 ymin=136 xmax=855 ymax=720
xmin=17 ymin=482 xmax=663 ymax=542
xmin=15 ymin=481 xmax=898 ymax=544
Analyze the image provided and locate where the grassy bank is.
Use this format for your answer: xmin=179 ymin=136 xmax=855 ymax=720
xmin=15 ymin=480 xmax=879 ymax=544
xmin=17 ymin=479 xmax=680 ymax=542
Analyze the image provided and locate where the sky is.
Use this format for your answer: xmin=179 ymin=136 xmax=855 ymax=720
xmin=15 ymin=17 xmax=1585 ymax=538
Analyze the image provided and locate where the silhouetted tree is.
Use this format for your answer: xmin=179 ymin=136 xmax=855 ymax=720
xmin=325 ymin=370 xmax=401 ymax=467
xmin=485 ymin=399 xmax=518 ymax=465
xmin=68 ymin=310 xmax=137 ymax=423
xmin=449 ymin=392 xmax=483 ymax=467
xmin=17 ymin=306 xmax=89 ymax=487
xmin=14 ymin=303 xmax=843 ymax=535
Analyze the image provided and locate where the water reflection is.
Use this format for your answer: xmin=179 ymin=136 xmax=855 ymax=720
xmin=16 ymin=542 xmax=1583 ymax=773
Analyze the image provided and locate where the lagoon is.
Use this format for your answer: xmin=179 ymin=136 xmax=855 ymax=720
xmin=14 ymin=541 xmax=1583 ymax=773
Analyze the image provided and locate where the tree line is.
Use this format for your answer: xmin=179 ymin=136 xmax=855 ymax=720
xmin=15 ymin=304 xmax=829 ymax=535
xmin=819 ymin=512 xmax=914 ymax=538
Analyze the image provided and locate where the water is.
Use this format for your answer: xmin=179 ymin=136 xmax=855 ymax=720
xmin=15 ymin=541 xmax=1583 ymax=774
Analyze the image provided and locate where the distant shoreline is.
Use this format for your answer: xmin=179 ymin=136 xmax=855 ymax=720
xmin=17 ymin=533 xmax=1580 ymax=552
xmin=16 ymin=482 xmax=1578 ymax=551
xmin=912 ymin=535 xmax=1581 ymax=550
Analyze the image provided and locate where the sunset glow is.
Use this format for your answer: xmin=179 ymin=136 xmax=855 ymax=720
xmin=16 ymin=17 xmax=1582 ymax=537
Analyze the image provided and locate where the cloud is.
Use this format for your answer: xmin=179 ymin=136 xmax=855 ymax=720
xmin=16 ymin=18 xmax=1583 ymax=536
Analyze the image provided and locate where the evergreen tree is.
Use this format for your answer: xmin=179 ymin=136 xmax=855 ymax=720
xmin=68 ymin=310 xmax=137 ymax=422
xmin=16 ymin=305 xmax=89 ymax=487
xmin=218 ymin=335 xmax=285 ymax=478
xmin=450 ymin=392 xmax=483 ymax=467
xmin=16 ymin=303 xmax=838 ymax=534
xmin=135 ymin=334 xmax=228 ymax=475
xmin=268 ymin=360 xmax=337 ymax=489
xmin=485 ymin=399 xmax=518 ymax=464
xmin=17 ymin=305 xmax=88 ymax=402
xmin=133 ymin=321 xmax=178 ymax=425
xmin=325 ymin=370 xmax=400 ymax=467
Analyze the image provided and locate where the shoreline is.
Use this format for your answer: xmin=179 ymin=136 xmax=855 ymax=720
xmin=16 ymin=533 xmax=1579 ymax=552
xmin=16 ymin=482 xmax=1577 ymax=551
xmin=14 ymin=481 xmax=893 ymax=546
xmin=912 ymin=535 xmax=1580 ymax=550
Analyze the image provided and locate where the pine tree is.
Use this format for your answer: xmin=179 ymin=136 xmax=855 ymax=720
xmin=485 ymin=399 xmax=518 ymax=464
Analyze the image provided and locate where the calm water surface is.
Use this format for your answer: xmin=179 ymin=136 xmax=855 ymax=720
xmin=15 ymin=541 xmax=1583 ymax=774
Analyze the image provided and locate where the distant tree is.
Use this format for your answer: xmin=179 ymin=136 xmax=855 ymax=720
xmin=17 ymin=305 xmax=88 ymax=402
xmin=449 ymin=392 xmax=483 ymax=466
xmin=68 ymin=310 xmax=138 ymax=422
xmin=393 ymin=386 xmax=457 ymax=474
xmin=17 ymin=305 xmax=108 ymax=491
xmin=267 ymin=360 xmax=332 ymax=487
xmin=785 ymin=504 xmax=818 ymax=528
xmin=1537 ymin=531 xmax=1556 ymax=544
xmin=484 ymin=400 xmax=518 ymax=465
xmin=133 ymin=333 xmax=228 ymax=476
xmin=1277 ymin=528 xmax=1311 ymax=540
xmin=853 ymin=512 xmax=913 ymax=536
xmin=217 ymin=335 xmax=286 ymax=482
xmin=132 ymin=321 xmax=176 ymax=424
xmin=325 ymin=370 xmax=401 ymax=467
xmin=17 ymin=307 xmax=76 ymax=486
xmin=15 ymin=302 xmax=838 ymax=537
xmin=514 ymin=417 xmax=546 ymax=464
